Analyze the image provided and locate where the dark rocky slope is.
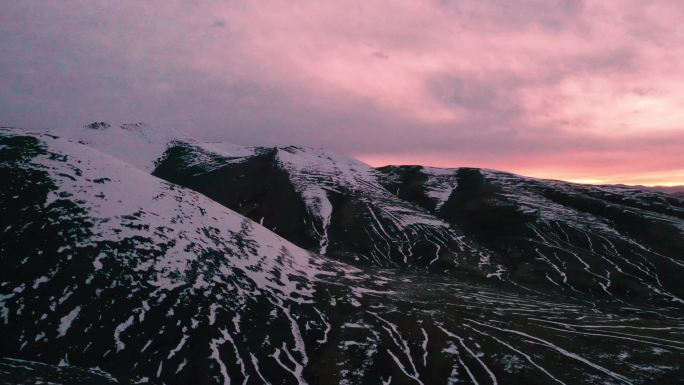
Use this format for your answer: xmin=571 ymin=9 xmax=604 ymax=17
xmin=378 ymin=166 xmax=684 ymax=306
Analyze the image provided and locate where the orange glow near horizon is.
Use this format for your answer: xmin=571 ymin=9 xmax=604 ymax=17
xmin=357 ymin=154 xmax=684 ymax=187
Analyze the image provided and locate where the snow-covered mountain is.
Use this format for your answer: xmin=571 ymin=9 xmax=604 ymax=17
xmin=153 ymin=141 xmax=499 ymax=275
xmin=59 ymin=121 xmax=191 ymax=172
xmin=46 ymin=123 xmax=684 ymax=306
xmin=53 ymin=122 xmax=499 ymax=274
xmin=2 ymin=125 xmax=684 ymax=384
xmin=40 ymin=123 xmax=684 ymax=306
xmin=379 ymin=165 xmax=684 ymax=306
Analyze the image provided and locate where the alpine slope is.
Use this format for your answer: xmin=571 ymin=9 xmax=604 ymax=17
xmin=0 ymin=123 xmax=683 ymax=384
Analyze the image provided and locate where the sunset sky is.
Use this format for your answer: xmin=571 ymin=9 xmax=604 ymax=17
xmin=2 ymin=1 xmax=684 ymax=185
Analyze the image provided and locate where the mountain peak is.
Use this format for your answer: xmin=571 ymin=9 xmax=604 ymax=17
xmin=60 ymin=122 xmax=192 ymax=172
xmin=84 ymin=121 xmax=111 ymax=130
xmin=119 ymin=121 xmax=150 ymax=132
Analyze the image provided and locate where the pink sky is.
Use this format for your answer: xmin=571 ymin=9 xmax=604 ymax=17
xmin=1 ymin=1 xmax=684 ymax=185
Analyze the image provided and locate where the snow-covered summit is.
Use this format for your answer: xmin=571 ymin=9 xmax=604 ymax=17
xmin=57 ymin=121 xmax=193 ymax=172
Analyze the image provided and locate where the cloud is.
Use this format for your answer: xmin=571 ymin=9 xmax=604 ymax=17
xmin=0 ymin=0 xmax=683 ymax=184
xmin=210 ymin=19 xmax=226 ymax=28
xmin=372 ymin=51 xmax=388 ymax=60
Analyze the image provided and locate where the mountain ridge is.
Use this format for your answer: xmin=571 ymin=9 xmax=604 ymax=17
xmin=30 ymin=123 xmax=684 ymax=306
xmin=48 ymin=121 xmax=684 ymax=195
xmin=1 ymin=126 xmax=684 ymax=384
